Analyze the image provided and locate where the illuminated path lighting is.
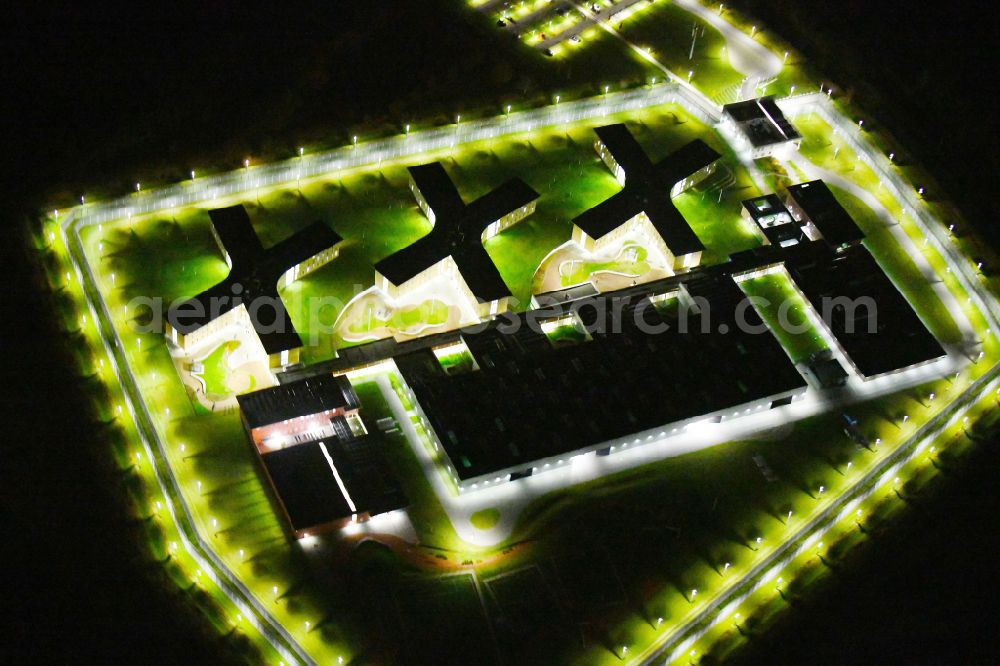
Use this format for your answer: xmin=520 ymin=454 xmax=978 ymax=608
xmin=371 ymin=333 xmax=961 ymax=549
xmin=638 ymin=368 xmax=1000 ymax=665
xmin=56 ymin=55 xmax=1000 ymax=665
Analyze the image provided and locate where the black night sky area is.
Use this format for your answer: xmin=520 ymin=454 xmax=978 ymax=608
xmin=2 ymin=1 xmax=998 ymax=663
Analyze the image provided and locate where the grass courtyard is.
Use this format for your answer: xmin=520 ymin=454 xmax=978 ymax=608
xmin=738 ymin=272 xmax=828 ymax=364
xmin=47 ymin=12 xmax=1000 ymax=659
xmin=88 ymin=101 xmax=759 ymax=366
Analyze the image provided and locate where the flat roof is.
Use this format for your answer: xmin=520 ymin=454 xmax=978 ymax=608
xmin=260 ymin=436 xmax=406 ymax=534
xmin=375 ymin=162 xmax=539 ymax=303
xmin=576 ymin=125 xmax=719 ymax=256
xmin=262 ymin=441 xmax=354 ymax=532
xmin=237 ymin=373 xmax=360 ymax=429
xmin=786 ymin=180 xmax=865 ymax=249
xmin=396 ymin=273 xmax=805 ymax=480
xmin=166 ymin=205 xmax=342 ymax=354
xmin=742 ymin=194 xmax=803 ymax=246
xmin=722 ymin=96 xmax=801 ymax=148
xmin=786 ymin=244 xmax=945 ymax=377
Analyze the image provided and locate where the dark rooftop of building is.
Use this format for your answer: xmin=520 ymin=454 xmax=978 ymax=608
xmin=166 ymin=205 xmax=342 ymax=354
xmin=261 ymin=436 xmax=407 ymax=534
xmin=805 ymin=350 xmax=849 ymax=389
xmin=722 ymin=96 xmax=801 ymax=148
xmin=237 ymin=373 xmax=360 ymax=429
xmin=375 ymin=162 xmax=539 ymax=303
xmin=396 ymin=273 xmax=805 ymax=480
xmin=575 ymin=125 xmax=720 ymax=257
xmin=743 ymin=194 xmax=803 ymax=247
xmin=786 ymin=180 xmax=865 ymax=250
xmin=785 ymin=244 xmax=945 ymax=377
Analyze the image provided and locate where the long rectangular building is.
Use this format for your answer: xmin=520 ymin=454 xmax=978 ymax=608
xmin=784 ymin=244 xmax=946 ymax=379
xmin=395 ymin=274 xmax=807 ymax=488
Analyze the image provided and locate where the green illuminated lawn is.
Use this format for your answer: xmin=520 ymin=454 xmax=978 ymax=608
xmin=617 ymin=2 xmax=744 ymax=103
xmin=196 ymin=340 xmax=239 ymax=396
xmin=834 ymin=187 xmax=963 ymax=345
xmin=739 ymin=272 xmax=828 ymax=363
xmin=55 ymin=61 xmax=1000 ymax=664
xmin=560 ymin=242 xmax=652 ymax=286
xmin=470 ymin=508 xmax=501 ymax=530
xmin=90 ymin=104 xmax=741 ymax=366
xmin=794 ymin=113 xmax=964 ymax=347
xmin=673 ymin=161 xmax=763 ymax=265
xmin=347 ymin=298 xmax=450 ymax=335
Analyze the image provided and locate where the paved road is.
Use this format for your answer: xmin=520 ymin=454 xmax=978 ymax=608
xmin=59 ymin=55 xmax=1000 ymax=662
xmin=634 ymin=94 xmax=1000 ymax=665
xmin=60 ymin=215 xmax=313 ymax=665
xmin=674 ymin=0 xmax=781 ymax=99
